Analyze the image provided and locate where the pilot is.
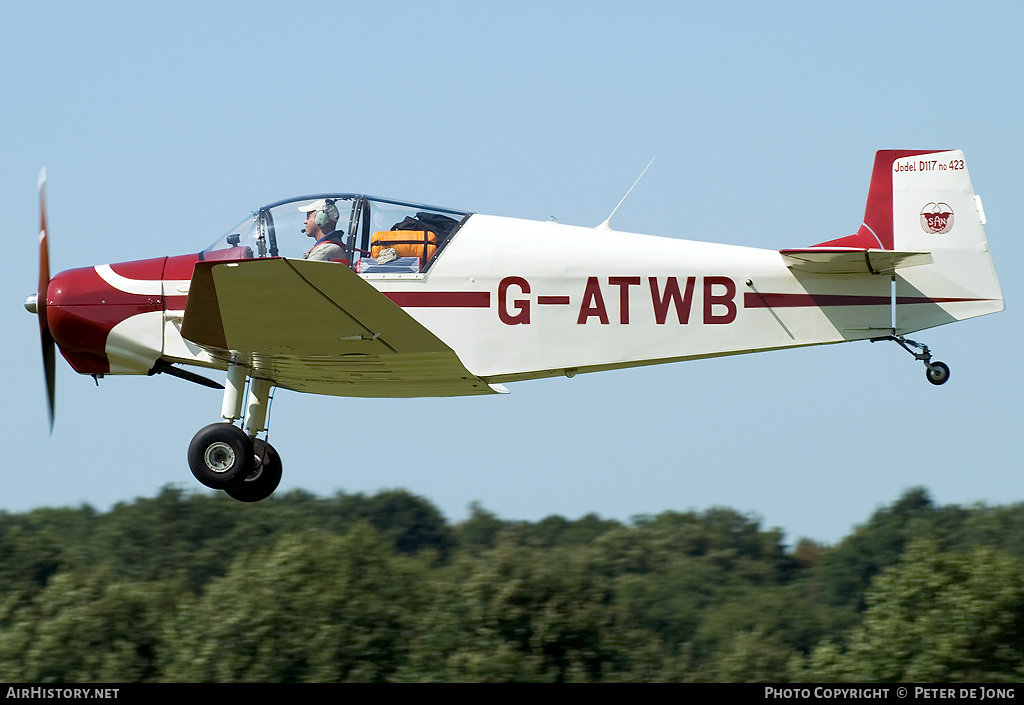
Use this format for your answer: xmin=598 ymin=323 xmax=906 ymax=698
xmin=298 ymin=198 xmax=345 ymax=261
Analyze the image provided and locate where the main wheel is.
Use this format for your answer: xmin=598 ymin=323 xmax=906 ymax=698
xmin=187 ymin=423 xmax=255 ymax=490
xmin=225 ymin=439 xmax=283 ymax=503
xmin=926 ymin=361 xmax=950 ymax=386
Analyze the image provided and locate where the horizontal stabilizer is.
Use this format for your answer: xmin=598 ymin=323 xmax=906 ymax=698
xmin=779 ymin=248 xmax=933 ymax=275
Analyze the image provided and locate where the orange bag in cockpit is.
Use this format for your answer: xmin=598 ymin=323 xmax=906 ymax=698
xmin=370 ymin=230 xmax=437 ymax=261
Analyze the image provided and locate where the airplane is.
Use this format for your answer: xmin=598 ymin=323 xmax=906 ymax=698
xmin=26 ymin=149 xmax=1003 ymax=502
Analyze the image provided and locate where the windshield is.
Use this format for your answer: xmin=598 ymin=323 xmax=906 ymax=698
xmin=202 ymin=195 xmax=471 ymax=274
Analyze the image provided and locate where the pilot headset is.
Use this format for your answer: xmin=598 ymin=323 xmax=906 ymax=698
xmin=315 ymin=199 xmax=338 ymax=228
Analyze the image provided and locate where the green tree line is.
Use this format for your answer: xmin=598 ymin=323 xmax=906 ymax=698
xmin=0 ymin=486 xmax=1023 ymax=682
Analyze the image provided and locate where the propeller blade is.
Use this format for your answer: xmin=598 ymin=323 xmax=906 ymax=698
xmin=41 ymin=329 xmax=55 ymax=433
xmin=37 ymin=168 xmax=55 ymax=432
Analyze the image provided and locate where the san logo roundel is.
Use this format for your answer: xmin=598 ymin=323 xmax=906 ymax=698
xmin=920 ymin=202 xmax=954 ymax=234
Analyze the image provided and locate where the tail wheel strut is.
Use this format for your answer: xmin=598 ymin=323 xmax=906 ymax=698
xmin=871 ymin=335 xmax=950 ymax=386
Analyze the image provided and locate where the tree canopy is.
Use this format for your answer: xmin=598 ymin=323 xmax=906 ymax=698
xmin=0 ymin=485 xmax=1022 ymax=682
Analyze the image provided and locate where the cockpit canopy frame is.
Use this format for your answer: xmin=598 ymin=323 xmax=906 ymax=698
xmin=202 ymin=194 xmax=473 ymax=274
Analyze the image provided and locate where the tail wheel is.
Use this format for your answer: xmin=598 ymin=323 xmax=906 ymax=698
xmin=926 ymin=361 xmax=950 ymax=386
xmin=225 ymin=439 xmax=283 ymax=503
xmin=187 ymin=423 xmax=254 ymax=490
xmin=871 ymin=336 xmax=952 ymax=387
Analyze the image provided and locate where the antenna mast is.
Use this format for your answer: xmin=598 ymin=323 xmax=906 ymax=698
xmin=597 ymin=156 xmax=656 ymax=230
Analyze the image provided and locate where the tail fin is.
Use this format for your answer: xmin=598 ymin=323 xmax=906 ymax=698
xmin=812 ymin=150 xmax=1003 ymax=333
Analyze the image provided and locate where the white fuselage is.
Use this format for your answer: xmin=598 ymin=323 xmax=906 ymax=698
xmin=358 ymin=214 xmax=892 ymax=383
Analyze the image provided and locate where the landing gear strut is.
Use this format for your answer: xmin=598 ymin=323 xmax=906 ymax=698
xmin=186 ymin=362 xmax=283 ymax=501
xmin=871 ymin=335 xmax=950 ymax=386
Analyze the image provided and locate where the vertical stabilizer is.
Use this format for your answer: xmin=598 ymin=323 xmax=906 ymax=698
xmin=890 ymin=150 xmax=1002 ymax=331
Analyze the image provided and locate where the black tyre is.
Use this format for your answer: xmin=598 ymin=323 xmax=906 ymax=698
xmin=926 ymin=361 xmax=950 ymax=386
xmin=187 ymin=423 xmax=255 ymax=490
xmin=225 ymin=439 xmax=283 ymax=503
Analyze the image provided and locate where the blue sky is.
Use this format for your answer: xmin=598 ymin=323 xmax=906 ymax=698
xmin=3 ymin=1 xmax=1021 ymax=544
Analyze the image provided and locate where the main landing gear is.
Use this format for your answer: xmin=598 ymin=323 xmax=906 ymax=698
xmin=186 ymin=363 xmax=282 ymax=502
xmin=871 ymin=335 xmax=950 ymax=386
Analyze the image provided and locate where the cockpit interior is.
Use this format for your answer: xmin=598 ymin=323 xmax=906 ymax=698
xmin=201 ymin=195 xmax=472 ymax=274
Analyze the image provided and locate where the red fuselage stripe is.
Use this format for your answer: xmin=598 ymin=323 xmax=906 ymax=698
xmin=382 ymin=291 xmax=491 ymax=308
xmin=744 ymin=292 xmax=985 ymax=308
